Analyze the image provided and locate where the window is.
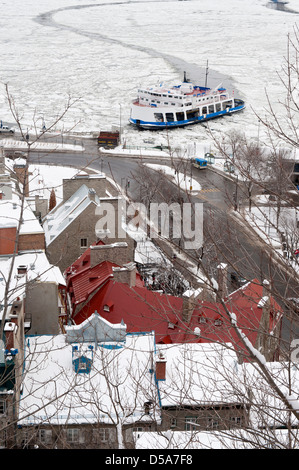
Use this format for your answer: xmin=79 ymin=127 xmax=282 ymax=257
xmin=224 ymin=100 xmax=232 ymax=109
xmin=185 ymin=417 xmax=197 ymax=431
xmin=176 ymin=112 xmax=185 ymax=121
xmin=133 ymin=426 xmax=144 ymax=433
xmin=166 ymin=113 xmax=174 ymax=122
xmin=80 ymin=238 xmax=88 ymax=249
xmin=78 ymin=358 xmax=87 ymax=370
xmin=216 ymin=103 xmax=221 ymax=112
xmin=208 ymin=105 xmax=214 ymax=114
xmin=170 ymin=418 xmax=177 ymax=428
xmin=187 ymin=109 xmax=199 ymax=120
xmin=154 ymin=113 xmax=164 ymax=122
xmin=39 ymin=429 xmax=52 ymax=444
xmin=207 ymin=418 xmax=219 ymax=429
xmin=0 ymin=429 xmax=6 ymax=448
xmin=67 ymin=428 xmax=80 ymax=443
xmin=230 ymin=416 xmax=243 ymax=426
xmin=99 ymin=428 xmax=110 ymax=442
xmin=0 ymin=401 xmax=6 ymax=415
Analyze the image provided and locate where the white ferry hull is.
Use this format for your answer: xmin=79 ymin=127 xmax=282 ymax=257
xmin=129 ymin=99 xmax=245 ymax=130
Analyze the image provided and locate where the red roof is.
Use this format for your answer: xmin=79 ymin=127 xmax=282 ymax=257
xmin=68 ymin=276 xmax=282 ymax=360
xmin=65 ymin=244 xmax=282 ymax=359
xmin=69 ymin=261 xmax=116 ymax=309
xmin=73 ymin=279 xmax=183 ymax=341
xmin=64 ymin=239 xmax=105 ymax=279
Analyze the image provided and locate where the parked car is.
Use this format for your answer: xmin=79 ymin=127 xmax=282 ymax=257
xmin=0 ymin=125 xmax=15 ymax=134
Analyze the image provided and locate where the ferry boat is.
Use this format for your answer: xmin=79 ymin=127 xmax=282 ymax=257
xmin=129 ymin=73 xmax=245 ymax=130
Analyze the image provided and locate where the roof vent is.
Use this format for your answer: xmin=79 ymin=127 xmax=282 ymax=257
xmin=17 ymin=265 xmax=27 ymax=275
xmin=194 ymin=327 xmax=201 ymax=336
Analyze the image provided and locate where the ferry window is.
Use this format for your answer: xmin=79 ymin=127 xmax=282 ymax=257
xmin=187 ymin=110 xmax=199 ymax=119
xmin=176 ymin=112 xmax=185 ymax=121
xmin=154 ymin=113 xmax=164 ymax=122
xmin=216 ymin=103 xmax=221 ymax=112
xmin=164 ymin=102 xmax=168 ymax=105
xmin=208 ymin=105 xmax=214 ymax=113
xmin=166 ymin=113 xmax=174 ymax=122
xmin=202 ymin=106 xmax=207 ymax=115
xmin=224 ymin=101 xmax=232 ymax=109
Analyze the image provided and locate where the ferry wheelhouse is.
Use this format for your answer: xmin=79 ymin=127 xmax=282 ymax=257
xmin=129 ymin=73 xmax=245 ymax=130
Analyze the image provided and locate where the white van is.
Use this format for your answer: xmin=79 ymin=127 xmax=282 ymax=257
xmin=0 ymin=125 xmax=15 ymax=134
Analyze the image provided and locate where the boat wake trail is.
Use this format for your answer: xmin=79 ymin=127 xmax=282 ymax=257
xmin=33 ymin=1 xmax=235 ymax=91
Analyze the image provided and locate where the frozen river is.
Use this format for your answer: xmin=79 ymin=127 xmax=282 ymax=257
xmin=1 ymin=0 xmax=299 ymax=150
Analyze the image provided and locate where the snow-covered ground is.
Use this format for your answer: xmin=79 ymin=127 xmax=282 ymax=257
xmin=1 ymin=0 xmax=299 ymax=151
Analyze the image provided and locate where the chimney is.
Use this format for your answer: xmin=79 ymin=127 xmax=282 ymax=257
xmin=17 ymin=265 xmax=27 ymax=276
xmin=88 ymin=188 xmax=97 ymax=201
xmin=255 ymin=279 xmax=272 ymax=360
xmin=262 ymin=279 xmax=270 ymax=298
xmin=90 ymin=242 xmax=128 ymax=268
xmin=217 ymin=263 xmax=228 ymax=299
xmin=4 ymin=320 xmax=17 ymax=350
xmin=112 ymin=262 xmax=136 ymax=287
xmin=156 ymin=350 xmax=166 ymax=381
xmin=13 ymin=163 xmax=30 ymax=197
xmin=182 ymin=287 xmax=202 ymax=323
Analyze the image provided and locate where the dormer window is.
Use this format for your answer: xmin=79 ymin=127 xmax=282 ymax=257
xmin=103 ymin=301 xmax=114 ymax=312
xmin=72 ymin=345 xmax=93 ymax=374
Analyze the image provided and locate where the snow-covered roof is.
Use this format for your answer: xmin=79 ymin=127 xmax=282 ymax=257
xmin=134 ymin=429 xmax=299 ymax=449
xmin=0 ymin=194 xmax=44 ymax=234
xmin=43 ymin=184 xmax=100 ymax=245
xmin=0 ymin=250 xmax=65 ymax=313
xmin=157 ymin=342 xmax=242 ymax=407
xmin=18 ymin=329 xmax=158 ymax=426
xmin=241 ymin=360 xmax=299 ymax=429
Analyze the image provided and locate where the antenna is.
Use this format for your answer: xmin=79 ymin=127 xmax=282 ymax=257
xmin=205 ymin=60 xmax=209 ymax=88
